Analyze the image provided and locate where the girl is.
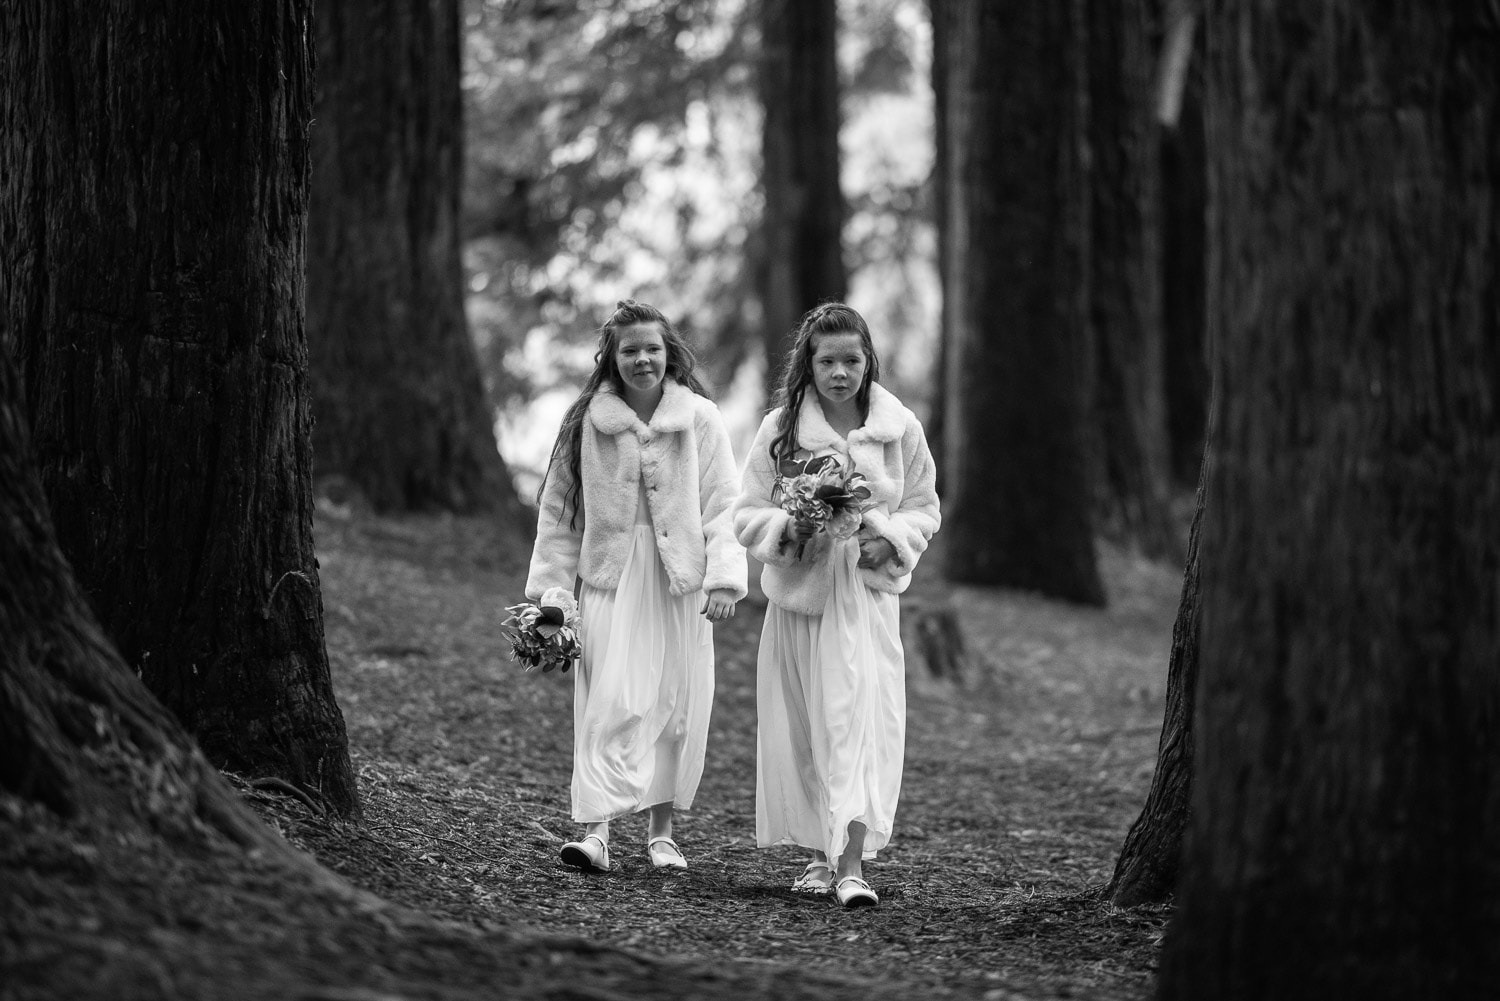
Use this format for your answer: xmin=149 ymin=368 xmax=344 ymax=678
xmin=734 ymin=302 xmax=940 ymax=907
xmin=527 ymin=299 xmax=746 ymax=873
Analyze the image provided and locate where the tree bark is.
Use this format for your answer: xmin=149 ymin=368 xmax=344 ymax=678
xmin=1161 ymin=78 xmax=1208 ymax=486
xmin=925 ymin=0 xmax=951 ymax=495
xmin=3 ymin=0 xmax=358 ymax=817
xmin=1106 ymin=427 xmax=1210 ymax=905
xmin=1158 ymin=4 xmax=1500 ymax=996
xmin=308 ymin=0 xmax=526 ymax=521
xmin=938 ymin=0 xmax=1104 ymax=605
xmin=1086 ymin=0 xmax=1178 ymax=563
xmin=0 ymin=337 xmax=360 ymax=903
xmin=758 ymin=0 xmax=847 ymax=388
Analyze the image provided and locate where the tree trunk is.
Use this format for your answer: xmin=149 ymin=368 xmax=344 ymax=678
xmin=1158 ymin=4 xmax=1500 ymax=997
xmin=308 ymin=0 xmax=526 ymax=521
xmin=1086 ymin=0 xmax=1178 ymax=563
xmin=758 ymin=0 xmax=847 ymax=389
xmin=938 ymin=0 xmax=1104 ymax=605
xmin=1161 ymin=70 xmax=1208 ymax=486
xmin=3 ymin=0 xmax=358 ymax=817
xmin=1106 ymin=426 xmax=1210 ymax=906
xmin=925 ymin=0 xmax=950 ymax=495
xmin=0 ymin=337 xmax=356 ymax=900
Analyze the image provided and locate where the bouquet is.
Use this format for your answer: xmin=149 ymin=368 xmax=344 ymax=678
xmin=772 ymin=453 xmax=872 ymax=557
xmin=501 ymin=586 xmax=582 ymax=673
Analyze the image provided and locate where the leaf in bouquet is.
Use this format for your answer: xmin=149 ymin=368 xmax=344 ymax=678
xmin=803 ymin=453 xmax=839 ymax=475
xmin=535 ymin=622 xmax=562 ymax=638
xmin=778 ymin=456 xmax=809 ymax=478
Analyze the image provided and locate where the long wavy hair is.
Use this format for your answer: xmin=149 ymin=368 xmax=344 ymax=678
xmin=538 ymin=299 xmax=709 ymax=528
xmin=768 ymin=301 xmax=881 ymax=464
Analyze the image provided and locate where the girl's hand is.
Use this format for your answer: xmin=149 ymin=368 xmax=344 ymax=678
xmin=784 ymin=517 xmax=817 ymax=544
xmin=701 ymin=588 xmax=738 ymax=622
xmin=856 ymin=536 xmax=897 ymax=570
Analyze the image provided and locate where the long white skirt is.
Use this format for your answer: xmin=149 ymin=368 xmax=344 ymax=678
xmin=573 ymin=526 xmax=715 ymax=823
xmin=756 ymin=536 xmax=906 ymax=864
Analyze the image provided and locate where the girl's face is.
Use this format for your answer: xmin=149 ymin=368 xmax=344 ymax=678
xmin=809 ymin=331 xmax=869 ymax=407
xmin=614 ymin=323 xmax=668 ymax=397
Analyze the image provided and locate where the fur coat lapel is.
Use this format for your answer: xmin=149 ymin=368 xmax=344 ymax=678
xmin=794 ymin=382 xmax=908 ymax=451
xmin=589 ymin=380 xmax=697 ymax=436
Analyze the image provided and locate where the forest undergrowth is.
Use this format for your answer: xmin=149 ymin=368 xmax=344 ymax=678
xmin=2 ymin=507 xmax=1181 ymax=1001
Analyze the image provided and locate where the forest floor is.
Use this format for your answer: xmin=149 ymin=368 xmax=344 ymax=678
xmin=3 ymin=505 xmax=1184 ymax=1001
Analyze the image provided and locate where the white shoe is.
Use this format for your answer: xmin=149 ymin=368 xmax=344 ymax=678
xmin=647 ymin=836 xmax=688 ymax=870
xmin=560 ymin=834 xmax=610 ymax=872
xmin=791 ymin=861 xmax=834 ymax=894
xmin=835 ymin=875 xmax=878 ymax=908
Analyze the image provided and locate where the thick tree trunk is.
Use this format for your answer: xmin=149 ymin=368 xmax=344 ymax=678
xmin=2 ymin=0 xmax=358 ymax=816
xmin=1158 ymin=4 xmax=1500 ymax=997
xmin=939 ymin=0 xmax=1104 ymax=604
xmin=0 ymin=339 xmax=357 ymax=901
xmin=1086 ymin=0 xmax=1178 ymax=563
xmin=1106 ymin=429 xmax=1210 ymax=905
xmin=309 ymin=0 xmax=525 ymax=520
xmin=758 ymin=0 xmax=846 ymax=388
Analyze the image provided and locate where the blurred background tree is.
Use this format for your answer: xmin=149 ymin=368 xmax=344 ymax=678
xmin=309 ymin=0 xmax=529 ymax=527
xmin=759 ymin=0 xmax=846 ymax=388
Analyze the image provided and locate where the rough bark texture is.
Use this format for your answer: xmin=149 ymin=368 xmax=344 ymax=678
xmin=2 ymin=0 xmax=358 ymax=817
xmin=758 ymin=0 xmax=847 ymax=387
xmin=1158 ymin=4 xmax=1500 ymax=997
xmin=939 ymin=0 xmax=1104 ymax=604
xmin=309 ymin=0 xmax=525 ymax=520
xmin=1086 ymin=0 xmax=1178 ymax=562
xmin=0 ymin=337 xmax=361 ymax=900
xmin=1106 ymin=431 xmax=1209 ymax=905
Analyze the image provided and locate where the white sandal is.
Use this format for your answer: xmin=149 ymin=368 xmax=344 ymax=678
xmin=835 ymin=875 xmax=879 ymax=908
xmin=647 ymin=836 xmax=688 ymax=870
xmin=791 ymin=861 xmax=834 ymax=894
xmin=560 ymin=834 xmax=610 ymax=872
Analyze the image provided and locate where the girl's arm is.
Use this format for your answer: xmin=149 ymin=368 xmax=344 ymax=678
xmin=524 ymin=462 xmax=583 ymax=600
xmin=697 ymin=408 xmax=748 ymax=600
xmin=859 ymin=418 xmax=941 ymax=575
xmin=733 ymin=414 xmax=801 ymax=568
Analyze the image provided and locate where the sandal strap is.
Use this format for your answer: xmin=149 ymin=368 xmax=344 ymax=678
xmin=647 ymin=836 xmax=684 ymax=858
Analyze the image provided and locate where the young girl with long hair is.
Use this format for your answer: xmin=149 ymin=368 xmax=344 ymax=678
xmin=734 ymin=302 xmax=940 ymax=907
xmin=527 ymin=299 xmax=746 ymax=872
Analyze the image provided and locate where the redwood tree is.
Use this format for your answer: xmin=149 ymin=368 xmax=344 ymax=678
xmin=758 ymin=0 xmax=847 ymax=385
xmin=0 ymin=337 xmax=336 ymax=875
xmin=1085 ymin=0 xmax=1177 ymax=562
xmin=2 ymin=0 xmax=358 ymax=815
xmin=1158 ymin=3 xmax=1500 ymax=996
xmin=937 ymin=0 xmax=1104 ymax=604
xmin=309 ymin=0 xmax=527 ymax=519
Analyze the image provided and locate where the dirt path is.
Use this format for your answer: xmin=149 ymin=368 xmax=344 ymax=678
xmin=2 ymin=510 xmax=1178 ymax=1000
xmin=300 ymin=511 xmax=1179 ymax=999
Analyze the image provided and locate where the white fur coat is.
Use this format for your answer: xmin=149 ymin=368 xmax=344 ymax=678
xmin=734 ymin=382 xmax=940 ymax=615
xmin=526 ymin=380 xmax=747 ymax=602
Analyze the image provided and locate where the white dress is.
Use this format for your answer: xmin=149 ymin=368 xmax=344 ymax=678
xmin=572 ymin=482 xmax=715 ymax=823
xmin=756 ymin=494 xmax=907 ymax=864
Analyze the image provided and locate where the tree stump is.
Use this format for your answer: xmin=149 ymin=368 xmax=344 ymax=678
xmin=901 ymin=587 xmax=972 ymax=684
